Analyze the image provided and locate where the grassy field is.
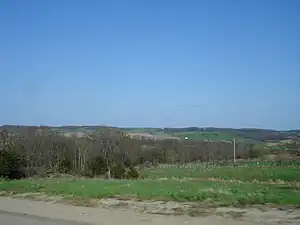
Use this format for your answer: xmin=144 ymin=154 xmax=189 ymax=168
xmin=0 ymin=178 xmax=299 ymax=205
xmin=168 ymin=131 xmax=239 ymax=141
xmin=1 ymin=165 xmax=300 ymax=206
xmin=140 ymin=165 xmax=300 ymax=182
xmin=120 ymin=129 xmax=250 ymax=141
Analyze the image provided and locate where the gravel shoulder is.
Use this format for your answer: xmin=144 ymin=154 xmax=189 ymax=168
xmin=0 ymin=197 xmax=300 ymax=225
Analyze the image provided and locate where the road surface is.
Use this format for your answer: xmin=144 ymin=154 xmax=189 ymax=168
xmin=0 ymin=211 xmax=91 ymax=225
xmin=0 ymin=197 xmax=299 ymax=225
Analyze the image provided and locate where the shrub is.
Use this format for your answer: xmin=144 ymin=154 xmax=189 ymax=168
xmin=57 ymin=156 xmax=73 ymax=173
xmin=88 ymin=156 xmax=107 ymax=175
xmin=0 ymin=150 xmax=26 ymax=179
xmin=127 ymin=166 xmax=139 ymax=179
xmin=112 ymin=164 xmax=126 ymax=179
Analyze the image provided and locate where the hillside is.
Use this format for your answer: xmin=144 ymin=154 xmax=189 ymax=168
xmin=1 ymin=125 xmax=299 ymax=142
xmin=120 ymin=127 xmax=300 ymax=142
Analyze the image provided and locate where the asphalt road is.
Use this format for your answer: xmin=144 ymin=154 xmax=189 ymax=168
xmin=0 ymin=211 xmax=92 ymax=225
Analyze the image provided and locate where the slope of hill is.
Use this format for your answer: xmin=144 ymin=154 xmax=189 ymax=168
xmin=121 ymin=127 xmax=300 ymax=142
xmin=163 ymin=127 xmax=300 ymax=141
xmin=1 ymin=125 xmax=299 ymax=142
xmin=1 ymin=125 xmax=122 ymax=138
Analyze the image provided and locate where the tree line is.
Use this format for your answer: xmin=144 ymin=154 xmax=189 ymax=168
xmin=0 ymin=126 xmax=283 ymax=180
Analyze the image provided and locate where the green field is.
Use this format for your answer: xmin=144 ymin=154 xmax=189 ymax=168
xmin=168 ymin=131 xmax=238 ymax=141
xmin=121 ymin=129 xmax=250 ymax=141
xmin=0 ymin=178 xmax=299 ymax=205
xmin=122 ymin=129 xmax=258 ymax=142
xmin=141 ymin=165 xmax=300 ymax=182
xmin=1 ymin=165 xmax=300 ymax=206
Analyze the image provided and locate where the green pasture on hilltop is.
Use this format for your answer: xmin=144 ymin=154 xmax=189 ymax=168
xmin=166 ymin=131 xmax=242 ymax=141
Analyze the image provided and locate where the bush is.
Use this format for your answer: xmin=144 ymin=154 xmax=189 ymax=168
xmin=81 ymin=169 xmax=94 ymax=178
xmin=9 ymin=170 xmax=26 ymax=179
xmin=88 ymin=156 xmax=107 ymax=175
xmin=57 ymin=156 xmax=73 ymax=173
xmin=127 ymin=166 xmax=139 ymax=179
xmin=0 ymin=150 xmax=26 ymax=179
xmin=111 ymin=164 xmax=126 ymax=179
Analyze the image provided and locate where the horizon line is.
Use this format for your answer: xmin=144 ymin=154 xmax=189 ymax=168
xmin=1 ymin=124 xmax=299 ymax=132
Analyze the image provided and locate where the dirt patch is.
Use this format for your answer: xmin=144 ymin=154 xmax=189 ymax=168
xmin=99 ymin=198 xmax=194 ymax=215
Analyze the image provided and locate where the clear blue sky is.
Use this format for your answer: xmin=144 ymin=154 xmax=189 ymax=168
xmin=0 ymin=0 xmax=299 ymax=129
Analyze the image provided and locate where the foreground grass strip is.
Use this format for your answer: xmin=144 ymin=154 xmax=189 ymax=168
xmin=141 ymin=166 xmax=300 ymax=182
xmin=0 ymin=178 xmax=300 ymax=206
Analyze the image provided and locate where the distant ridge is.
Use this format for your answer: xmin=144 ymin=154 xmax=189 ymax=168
xmin=1 ymin=125 xmax=299 ymax=142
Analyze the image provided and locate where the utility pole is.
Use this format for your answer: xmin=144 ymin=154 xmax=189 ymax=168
xmin=233 ymin=137 xmax=236 ymax=166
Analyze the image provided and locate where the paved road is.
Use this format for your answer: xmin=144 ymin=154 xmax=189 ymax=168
xmin=0 ymin=210 xmax=91 ymax=225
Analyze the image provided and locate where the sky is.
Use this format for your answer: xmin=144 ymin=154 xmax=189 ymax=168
xmin=0 ymin=0 xmax=299 ymax=130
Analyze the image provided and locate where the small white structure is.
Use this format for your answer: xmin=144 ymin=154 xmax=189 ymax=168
xmin=184 ymin=137 xmax=188 ymax=140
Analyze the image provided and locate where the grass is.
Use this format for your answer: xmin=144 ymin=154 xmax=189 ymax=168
xmin=121 ymin=129 xmax=249 ymax=141
xmin=141 ymin=165 xmax=300 ymax=182
xmin=0 ymin=178 xmax=300 ymax=205
xmin=1 ymin=165 xmax=300 ymax=206
xmin=168 ymin=131 xmax=243 ymax=141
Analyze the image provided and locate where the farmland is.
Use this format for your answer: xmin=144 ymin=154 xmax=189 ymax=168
xmin=1 ymin=164 xmax=300 ymax=207
xmin=140 ymin=164 xmax=300 ymax=182
xmin=119 ymin=127 xmax=300 ymax=142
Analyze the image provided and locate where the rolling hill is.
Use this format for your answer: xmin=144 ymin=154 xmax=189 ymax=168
xmin=1 ymin=125 xmax=299 ymax=142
